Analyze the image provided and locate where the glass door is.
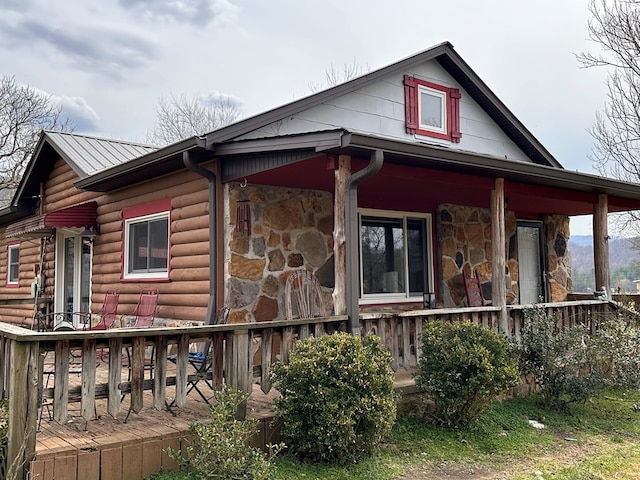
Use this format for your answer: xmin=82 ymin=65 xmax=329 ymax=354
xmin=517 ymin=222 xmax=545 ymax=304
xmin=55 ymin=230 xmax=92 ymax=327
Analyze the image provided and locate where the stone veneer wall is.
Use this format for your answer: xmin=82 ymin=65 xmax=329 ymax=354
xmin=225 ymin=184 xmax=335 ymax=323
xmin=544 ymin=214 xmax=571 ymax=302
xmin=439 ymin=204 xmax=572 ymax=306
xmin=438 ymin=204 xmax=518 ymax=307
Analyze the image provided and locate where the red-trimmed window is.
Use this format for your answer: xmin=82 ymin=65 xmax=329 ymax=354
xmin=6 ymin=242 xmax=20 ymax=287
xmin=404 ymin=75 xmax=461 ymax=143
xmin=122 ymin=199 xmax=171 ymax=281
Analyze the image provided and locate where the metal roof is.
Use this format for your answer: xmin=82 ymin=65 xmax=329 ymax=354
xmin=43 ymin=131 xmax=157 ymax=178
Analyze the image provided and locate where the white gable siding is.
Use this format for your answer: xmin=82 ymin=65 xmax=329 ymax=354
xmin=237 ymin=61 xmax=530 ymax=162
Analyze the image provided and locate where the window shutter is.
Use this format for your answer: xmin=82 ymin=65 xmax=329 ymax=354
xmin=403 ymin=75 xmax=418 ymax=134
xmin=449 ymin=88 xmax=462 ymax=143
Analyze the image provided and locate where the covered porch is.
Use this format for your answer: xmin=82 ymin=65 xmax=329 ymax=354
xmin=0 ymin=299 xmax=623 ymax=479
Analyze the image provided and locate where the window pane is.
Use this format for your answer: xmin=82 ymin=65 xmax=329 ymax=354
xmin=407 ymin=218 xmax=427 ymax=295
xmin=420 ymin=91 xmax=442 ymax=128
xmin=129 ymin=222 xmax=149 ymax=271
xmin=8 ymin=246 xmax=19 ymax=282
xmin=128 ymin=216 xmax=169 ymax=274
xmin=149 ymin=218 xmax=168 ymax=270
xmin=361 ymin=217 xmax=405 ymax=294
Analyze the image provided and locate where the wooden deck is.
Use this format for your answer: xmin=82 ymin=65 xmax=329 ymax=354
xmin=30 ymin=367 xmax=415 ymax=480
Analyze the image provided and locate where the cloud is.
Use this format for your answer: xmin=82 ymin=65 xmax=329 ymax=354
xmin=200 ymin=91 xmax=243 ymax=109
xmin=57 ymin=96 xmax=101 ymax=132
xmin=27 ymin=85 xmax=101 ymax=132
xmin=0 ymin=10 xmax=158 ymax=79
xmin=118 ymin=0 xmax=239 ymax=26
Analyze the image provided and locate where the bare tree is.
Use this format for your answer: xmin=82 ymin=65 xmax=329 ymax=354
xmin=308 ymin=58 xmax=369 ymax=93
xmin=577 ymin=0 xmax=640 ymax=233
xmin=0 ymin=76 xmax=71 ymax=197
xmin=148 ymin=92 xmax=242 ymax=145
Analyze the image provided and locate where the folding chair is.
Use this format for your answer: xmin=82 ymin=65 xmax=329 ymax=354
xmin=127 ymin=289 xmax=158 ymax=328
xmin=83 ymin=290 xmax=119 ymax=330
xmin=167 ymin=307 xmax=229 ymax=410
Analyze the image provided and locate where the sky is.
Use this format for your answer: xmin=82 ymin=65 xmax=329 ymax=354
xmin=0 ymin=0 xmax=611 ymax=235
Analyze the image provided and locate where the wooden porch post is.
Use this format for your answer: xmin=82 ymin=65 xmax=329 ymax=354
xmin=333 ymin=155 xmax=350 ymax=316
xmin=593 ymin=194 xmax=610 ymax=295
xmin=491 ymin=178 xmax=508 ymax=334
xmin=7 ymin=340 xmax=39 ymax=480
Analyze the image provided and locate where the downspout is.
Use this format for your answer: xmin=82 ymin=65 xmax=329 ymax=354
xmin=183 ymin=145 xmax=217 ymax=325
xmin=345 ymin=149 xmax=384 ymax=334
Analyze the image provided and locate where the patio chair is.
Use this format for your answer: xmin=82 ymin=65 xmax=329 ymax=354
xmin=127 ymin=289 xmax=158 ymax=328
xmin=83 ymin=290 xmax=119 ymax=330
xmin=167 ymin=307 xmax=229 ymax=409
xmin=285 ymin=270 xmax=325 ymax=320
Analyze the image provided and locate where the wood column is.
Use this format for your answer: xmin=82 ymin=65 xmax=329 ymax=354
xmin=333 ymin=155 xmax=350 ymax=316
xmin=491 ymin=178 xmax=508 ymax=334
xmin=593 ymin=194 xmax=610 ymax=295
xmin=7 ymin=340 xmax=39 ymax=480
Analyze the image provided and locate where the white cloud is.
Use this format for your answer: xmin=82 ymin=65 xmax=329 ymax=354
xmin=118 ymin=0 xmax=239 ymax=26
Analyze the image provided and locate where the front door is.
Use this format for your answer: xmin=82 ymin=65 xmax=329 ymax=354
xmin=55 ymin=230 xmax=92 ymax=326
xmin=517 ymin=222 xmax=545 ymax=304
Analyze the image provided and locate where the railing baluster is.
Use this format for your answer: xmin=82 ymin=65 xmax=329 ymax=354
xmin=53 ymin=340 xmax=70 ymax=423
xmin=153 ymin=336 xmax=168 ymax=411
xmin=174 ymin=335 xmax=189 ymax=408
xmin=130 ymin=336 xmax=145 ymax=414
xmin=107 ymin=336 xmax=123 ymax=416
xmin=260 ymin=329 xmax=273 ymax=394
xmin=81 ymin=339 xmax=97 ymax=421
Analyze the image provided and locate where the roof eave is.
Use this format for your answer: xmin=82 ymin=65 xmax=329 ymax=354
xmin=75 ymin=136 xmax=201 ymax=192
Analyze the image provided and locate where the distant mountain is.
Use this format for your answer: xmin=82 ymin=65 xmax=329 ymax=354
xmin=569 ymin=236 xmax=639 ymax=270
xmin=568 ymin=235 xmax=640 ymax=292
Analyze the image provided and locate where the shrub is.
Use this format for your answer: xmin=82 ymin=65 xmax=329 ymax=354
xmin=0 ymin=400 xmax=6 ymax=439
xmin=514 ymin=305 xmax=640 ymax=409
xmin=166 ymin=384 xmax=283 ymax=479
xmin=270 ymin=332 xmax=397 ymax=464
xmin=414 ymin=320 xmax=520 ymax=427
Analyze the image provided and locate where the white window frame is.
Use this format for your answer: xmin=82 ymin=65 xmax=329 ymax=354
xmin=359 ymin=208 xmax=434 ymax=305
xmin=418 ymin=84 xmax=447 ymax=135
xmin=7 ymin=243 xmax=19 ymax=286
xmin=123 ymin=211 xmax=170 ymax=280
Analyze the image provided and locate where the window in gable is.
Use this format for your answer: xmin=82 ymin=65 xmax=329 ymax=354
xmin=7 ymin=242 xmax=19 ymax=287
xmin=122 ymin=199 xmax=171 ymax=281
xmin=404 ymin=75 xmax=461 ymax=143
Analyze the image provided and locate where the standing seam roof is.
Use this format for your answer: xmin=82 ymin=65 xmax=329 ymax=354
xmin=44 ymin=131 xmax=157 ymax=178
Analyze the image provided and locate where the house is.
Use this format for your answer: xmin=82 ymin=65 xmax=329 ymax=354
xmin=0 ymin=41 xmax=638 ymax=333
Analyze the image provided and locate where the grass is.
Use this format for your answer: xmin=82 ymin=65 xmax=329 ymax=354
xmin=149 ymin=390 xmax=640 ymax=480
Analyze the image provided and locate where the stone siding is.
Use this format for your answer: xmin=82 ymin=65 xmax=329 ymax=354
xmin=544 ymin=214 xmax=571 ymax=302
xmin=225 ymin=184 xmax=334 ymax=323
xmin=438 ymin=204 xmax=572 ymax=306
xmin=438 ymin=203 xmax=518 ymax=307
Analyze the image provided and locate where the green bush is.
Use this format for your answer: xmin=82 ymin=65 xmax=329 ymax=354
xmin=514 ymin=305 xmax=640 ymax=409
xmin=166 ymin=384 xmax=283 ymax=479
xmin=414 ymin=320 xmax=520 ymax=427
xmin=0 ymin=400 xmax=6 ymax=439
xmin=270 ymin=332 xmax=397 ymax=465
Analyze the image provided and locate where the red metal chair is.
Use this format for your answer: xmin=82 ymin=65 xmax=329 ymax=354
xmin=129 ymin=289 xmax=158 ymax=328
xmin=84 ymin=290 xmax=119 ymax=330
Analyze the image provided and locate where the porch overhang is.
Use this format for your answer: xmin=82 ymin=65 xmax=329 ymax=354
xmin=6 ymin=202 xmax=98 ymax=238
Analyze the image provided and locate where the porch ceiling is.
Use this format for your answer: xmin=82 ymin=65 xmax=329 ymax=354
xmin=230 ymin=155 xmax=630 ymax=218
xmin=222 ymin=132 xmax=640 ymax=218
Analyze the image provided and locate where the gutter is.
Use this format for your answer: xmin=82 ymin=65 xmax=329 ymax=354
xmin=345 ymin=149 xmax=384 ymax=334
xmin=183 ymin=142 xmax=218 ymax=325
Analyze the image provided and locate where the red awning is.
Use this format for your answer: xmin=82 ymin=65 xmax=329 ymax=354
xmin=6 ymin=202 xmax=98 ymax=238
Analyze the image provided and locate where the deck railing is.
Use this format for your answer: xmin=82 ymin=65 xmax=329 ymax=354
xmin=0 ymin=299 xmax=621 ymax=478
